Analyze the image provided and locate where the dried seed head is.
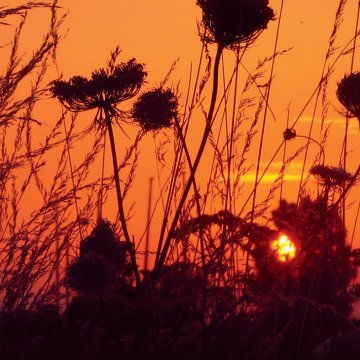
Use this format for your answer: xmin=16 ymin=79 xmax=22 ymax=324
xmin=283 ymin=128 xmax=296 ymax=141
xmin=51 ymin=59 xmax=147 ymax=115
xmin=337 ymin=72 xmax=360 ymax=127
xmin=197 ymin=0 xmax=274 ymax=50
xmin=132 ymin=87 xmax=178 ymax=131
xmin=310 ymin=165 xmax=352 ymax=187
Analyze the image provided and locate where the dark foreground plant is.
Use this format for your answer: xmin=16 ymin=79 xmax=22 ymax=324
xmin=153 ymin=0 xmax=275 ymax=284
xmin=52 ymin=51 xmax=147 ymax=286
xmin=66 ymin=219 xmax=134 ymax=295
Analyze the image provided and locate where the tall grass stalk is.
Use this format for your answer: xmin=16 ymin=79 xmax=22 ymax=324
xmin=153 ymin=43 xmax=224 ymax=283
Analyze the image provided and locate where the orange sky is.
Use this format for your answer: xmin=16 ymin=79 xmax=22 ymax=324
xmin=3 ymin=1 xmax=360 ymax=258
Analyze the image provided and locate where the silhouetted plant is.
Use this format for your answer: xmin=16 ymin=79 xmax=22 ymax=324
xmin=80 ymin=219 xmax=134 ymax=282
xmin=132 ymin=87 xmax=178 ymax=131
xmin=0 ymin=1 xmax=101 ymax=312
xmin=52 ymin=58 xmax=146 ymax=124
xmin=336 ymin=71 xmax=360 ymax=127
xmin=153 ymin=0 xmax=275 ymax=284
xmin=244 ymin=198 xmax=359 ymax=360
xmin=66 ymin=219 xmax=136 ymax=296
xmin=310 ymin=164 xmax=353 ymax=187
xmin=1 ymin=1 xmax=359 ymax=359
xmin=0 ymin=304 xmax=64 ymax=359
xmin=283 ymin=128 xmax=326 ymax=165
xmin=283 ymin=127 xmax=297 ymax=141
xmin=66 ymin=253 xmax=117 ymax=295
xmin=272 ymin=197 xmax=356 ymax=307
xmin=197 ymin=0 xmax=274 ymax=49
xmin=52 ymin=51 xmax=147 ymax=286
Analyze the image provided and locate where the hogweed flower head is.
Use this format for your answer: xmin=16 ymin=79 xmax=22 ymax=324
xmin=336 ymin=72 xmax=360 ymax=127
xmin=197 ymin=0 xmax=274 ymax=50
xmin=51 ymin=59 xmax=147 ymax=126
xmin=132 ymin=87 xmax=178 ymax=131
xmin=310 ymin=164 xmax=353 ymax=187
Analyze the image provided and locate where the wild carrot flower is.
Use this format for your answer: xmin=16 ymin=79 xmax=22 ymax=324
xmin=336 ymin=72 xmax=360 ymax=127
xmin=196 ymin=0 xmax=274 ymax=49
xmin=310 ymin=165 xmax=352 ymax=187
xmin=51 ymin=54 xmax=146 ymax=287
xmin=51 ymin=59 xmax=147 ymax=126
xmin=132 ymin=87 xmax=178 ymax=131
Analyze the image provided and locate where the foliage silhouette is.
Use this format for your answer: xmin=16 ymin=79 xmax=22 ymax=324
xmin=337 ymin=71 xmax=360 ymax=127
xmin=132 ymin=87 xmax=178 ymax=131
xmin=52 ymin=51 xmax=147 ymax=287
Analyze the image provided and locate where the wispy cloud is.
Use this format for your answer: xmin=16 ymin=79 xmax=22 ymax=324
xmin=233 ymin=160 xmax=306 ymax=184
xmin=240 ymin=172 xmax=301 ymax=184
xmin=259 ymin=161 xmax=304 ymax=170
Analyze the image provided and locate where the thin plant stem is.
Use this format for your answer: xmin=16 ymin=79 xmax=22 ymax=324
xmin=243 ymin=0 xmax=284 ymax=307
xmin=104 ymin=108 xmax=141 ymax=287
xmin=342 ymin=0 xmax=359 ymax=224
xmin=297 ymin=0 xmax=347 ymax=206
xmin=350 ymin=201 xmax=360 ymax=249
xmin=153 ymin=44 xmax=224 ymax=283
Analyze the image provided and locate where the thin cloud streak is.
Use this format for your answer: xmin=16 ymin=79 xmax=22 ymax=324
xmin=240 ymin=172 xmax=301 ymax=184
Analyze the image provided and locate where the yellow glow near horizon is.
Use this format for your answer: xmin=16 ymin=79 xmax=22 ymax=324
xmin=272 ymin=235 xmax=296 ymax=262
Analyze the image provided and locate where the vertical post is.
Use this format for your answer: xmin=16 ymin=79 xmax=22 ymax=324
xmin=65 ymin=245 xmax=70 ymax=307
xmin=55 ymin=228 xmax=60 ymax=309
xmin=144 ymin=177 xmax=153 ymax=271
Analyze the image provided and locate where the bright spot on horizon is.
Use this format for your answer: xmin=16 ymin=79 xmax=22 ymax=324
xmin=272 ymin=235 xmax=296 ymax=262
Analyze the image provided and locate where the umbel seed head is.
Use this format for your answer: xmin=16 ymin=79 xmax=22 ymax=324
xmin=132 ymin=87 xmax=178 ymax=131
xmin=310 ymin=165 xmax=352 ymax=187
xmin=197 ymin=0 xmax=274 ymax=50
xmin=51 ymin=59 xmax=147 ymax=115
xmin=337 ymin=72 xmax=360 ymax=127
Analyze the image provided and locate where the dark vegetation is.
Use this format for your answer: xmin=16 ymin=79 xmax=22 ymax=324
xmin=0 ymin=1 xmax=360 ymax=359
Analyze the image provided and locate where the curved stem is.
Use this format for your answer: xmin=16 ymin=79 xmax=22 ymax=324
xmin=104 ymin=108 xmax=141 ymax=287
xmin=152 ymin=44 xmax=223 ymax=283
xmin=296 ymin=134 xmax=325 ymax=166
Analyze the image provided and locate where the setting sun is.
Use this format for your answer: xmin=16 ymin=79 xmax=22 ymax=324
xmin=272 ymin=235 xmax=296 ymax=262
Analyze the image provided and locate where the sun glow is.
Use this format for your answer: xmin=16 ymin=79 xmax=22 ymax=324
xmin=272 ymin=235 xmax=296 ymax=262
